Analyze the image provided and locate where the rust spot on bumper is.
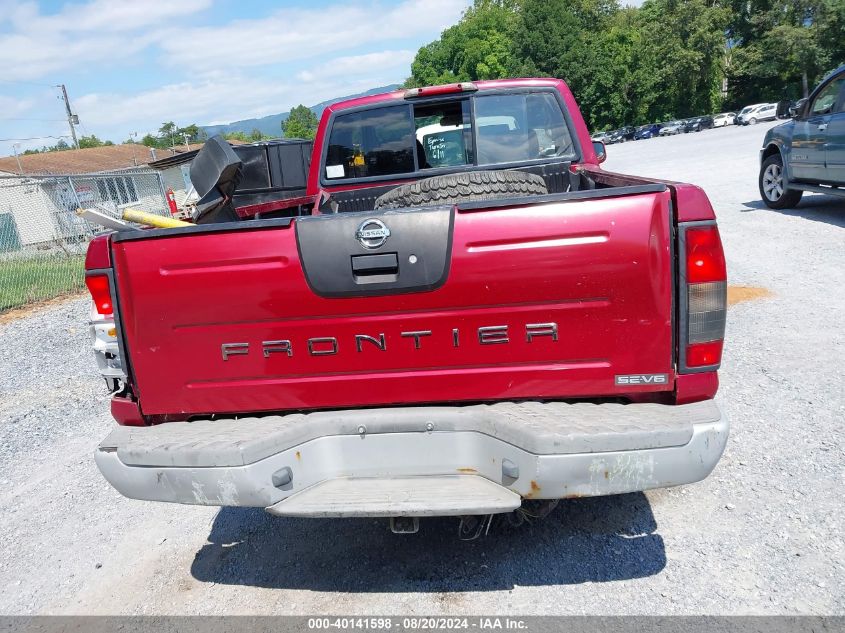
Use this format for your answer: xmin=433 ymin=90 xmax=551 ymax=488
xmin=456 ymin=468 xmax=477 ymax=474
xmin=524 ymin=480 xmax=542 ymax=498
xmin=295 ymin=451 xmax=301 ymax=460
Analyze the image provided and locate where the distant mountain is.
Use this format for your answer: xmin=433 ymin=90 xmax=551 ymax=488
xmin=201 ymin=84 xmax=401 ymax=138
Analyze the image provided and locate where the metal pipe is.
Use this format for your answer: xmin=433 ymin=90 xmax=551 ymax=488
xmin=121 ymin=208 xmax=192 ymax=228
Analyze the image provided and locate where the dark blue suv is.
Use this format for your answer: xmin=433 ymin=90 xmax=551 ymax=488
xmin=759 ymin=65 xmax=845 ymax=208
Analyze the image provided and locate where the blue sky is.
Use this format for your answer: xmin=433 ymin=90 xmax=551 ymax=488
xmin=0 ymin=0 xmax=472 ymax=156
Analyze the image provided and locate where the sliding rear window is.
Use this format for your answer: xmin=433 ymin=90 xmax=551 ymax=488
xmin=322 ymin=89 xmax=578 ymax=183
xmin=475 ymin=92 xmax=574 ymax=164
xmin=325 ymin=105 xmax=416 ymax=180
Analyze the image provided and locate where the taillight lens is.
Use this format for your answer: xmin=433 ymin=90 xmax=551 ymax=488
xmin=85 ymin=275 xmax=113 ymax=316
xmin=687 ymin=340 xmax=723 ymax=367
xmin=683 ymin=225 xmax=726 ymax=369
xmin=685 ymin=226 xmax=726 ymax=283
xmin=688 ymin=281 xmax=727 ymax=344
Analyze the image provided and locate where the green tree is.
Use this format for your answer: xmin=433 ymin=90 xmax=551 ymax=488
xmin=405 ymin=0 xmax=518 ymax=87
xmin=219 ymin=129 xmax=269 ymax=143
xmin=77 ymin=135 xmax=106 ymax=149
xmin=282 ymin=105 xmax=319 ymax=139
xmin=629 ymin=0 xmax=731 ymax=121
xmin=727 ymin=0 xmax=843 ymax=103
xmin=402 ymin=0 xmax=840 ymax=130
xmin=223 ymin=131 xmax=246 ymax=142
xmin=141 ymin=133 xmax=159 ymax=148
xmin=178 ymin=123 xmax=206 ymax=143
xmin=137 ymin=123 xmax=205 ymax=149
xmin=158 ymin=121 xmax=177 ymax=147
xmin=21 ymin=139 xmax=74 ymax=154
xmin=510 ymin=2 xmax=590 ymax=88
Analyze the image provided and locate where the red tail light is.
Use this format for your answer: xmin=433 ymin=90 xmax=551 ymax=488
xmin=687 ymin=340 xmax=723 ymax=367
xmin=86 ymin=275 xmax=113 ymax=316
xmin=685 ymin=226 xmax=727 ymax=283
xmin=682 ymin=225 xmax=726 ymax=370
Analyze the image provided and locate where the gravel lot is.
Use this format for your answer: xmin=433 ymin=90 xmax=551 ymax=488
xmin=1 ymin=121 xmax=843 ymax=615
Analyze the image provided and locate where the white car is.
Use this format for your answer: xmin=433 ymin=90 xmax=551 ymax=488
xmin=737 ymin=103 xmax=766 ymax=124
xmin=738 ymin=103 xmax=777 ymax=125
xmin=713 ymin=112 xmax=736 ymax=127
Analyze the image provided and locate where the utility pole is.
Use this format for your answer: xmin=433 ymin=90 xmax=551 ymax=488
xmin=129 ymin=132 xmax=138 ymax=166
xmin=12 ymin=143 xmax=22 ymax=174
xmin=58 ymin=84 xmax=79 ymax=149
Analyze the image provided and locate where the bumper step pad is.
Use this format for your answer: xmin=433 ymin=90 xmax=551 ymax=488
xmin=266 ymin=475 xmax=521 ymax=517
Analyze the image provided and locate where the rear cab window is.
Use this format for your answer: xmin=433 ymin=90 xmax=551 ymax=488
xmin=322 ymin=89 xmax=578 ymax=184
xmin=324 ymin=106 xmax=416 ymax=180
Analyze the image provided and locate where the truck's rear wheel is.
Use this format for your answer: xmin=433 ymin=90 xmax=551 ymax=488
xmin=374 ymin=170 xmax=548 ymax=210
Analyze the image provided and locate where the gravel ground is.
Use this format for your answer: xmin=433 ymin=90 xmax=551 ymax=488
xmin=0 ymin=121 xmax=843 ymax=615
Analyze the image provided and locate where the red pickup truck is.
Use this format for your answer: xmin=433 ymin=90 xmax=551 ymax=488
xmin=88 ymin=78 xmax=728 ymax=531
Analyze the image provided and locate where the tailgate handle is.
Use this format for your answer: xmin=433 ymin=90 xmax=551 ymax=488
xmin=351 ymin=252 xmax=399 ymax=276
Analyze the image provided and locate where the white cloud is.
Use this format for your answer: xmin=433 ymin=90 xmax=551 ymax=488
xmin=72 ymin=71 xmax=405 ymax=140
xmin=0 ymin=0 xmax=466 ymax=81
xmin=0 ymin=0 xmax=212 ymax=80
xmin=0 ymin=0 xmax=470 ymax=154
xmin=297 ymin=50 xmax=415 ymax=82
xmin=158 ymin=0 xmax=468 ymax=73
xmin=6 ymin=0 xmax=211 ymax=34
xmin=0 ymin=95 xmax=37 ymax=118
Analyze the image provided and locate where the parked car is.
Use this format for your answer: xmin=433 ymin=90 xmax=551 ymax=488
xmin=607 ymin=126 xmax=636 ymax=143
xmin=684 ymin=116 xmax=714 ymax=133
xmin=603 ymin=129 xmax=617 ymax=143
xmin=775 ymin=100 xmax=794 ymax=119
xmin=739 ymin=103 xmax=777 ymax=125
xmin=634 ymin=123 xmax=662 ymax=139
xmin=713 ymin=112 xmax=736 ymax=127
xmin=590 ymin=130 xmax=611 ymax=143
xmin=759 ymin=64 xmax=845 ymax=208
xmin=788 ymin=98 xmax=807 ymax=117
xmin=659 ymin=120 xmax=686 ymax=135
xmin=88 ymin=78 xmax=729 ymax=530
xmin=737 ymin=103 xmax=766 ymax=125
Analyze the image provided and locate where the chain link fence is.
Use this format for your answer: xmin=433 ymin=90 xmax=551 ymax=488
xmin=0 ymin=170 xmax=170 ymax=312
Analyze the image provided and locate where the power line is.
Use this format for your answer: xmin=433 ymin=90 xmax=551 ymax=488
xmin=0 ymin=117 xmax=68 ymax=122
xmin=0 ymin=78 xmax=58 ymax=88
xmin=0 ymin=135 xmax=70 ymax=142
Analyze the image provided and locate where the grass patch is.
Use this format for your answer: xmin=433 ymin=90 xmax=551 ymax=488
xmin=0 ymin=255 xmax=85 ymax=312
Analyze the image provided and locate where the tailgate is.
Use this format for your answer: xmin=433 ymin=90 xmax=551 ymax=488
xmin=112 ymin=188 xmax=675 ymax=417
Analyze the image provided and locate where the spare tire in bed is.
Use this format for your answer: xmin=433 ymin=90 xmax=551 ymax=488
xmin=373 ymin=170 xmax=548 ymax=210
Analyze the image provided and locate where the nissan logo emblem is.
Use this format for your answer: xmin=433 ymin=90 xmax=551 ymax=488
xmin=355 ymin=218 xmax=391 ymax=249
